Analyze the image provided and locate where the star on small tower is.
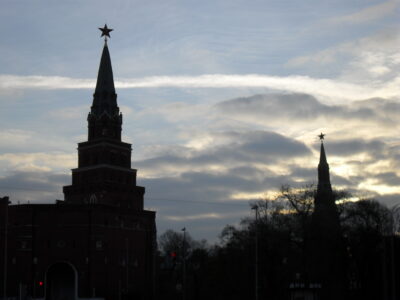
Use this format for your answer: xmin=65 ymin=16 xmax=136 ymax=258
xmin=99 ymin=24 xmax=113 ymax=42
xmin=318 ymin=132 xmax=325 ymax=142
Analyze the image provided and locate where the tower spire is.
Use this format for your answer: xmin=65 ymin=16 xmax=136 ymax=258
xmin=94 ymin=42 xmax=116 ymax=103
xmin=317 ymin=133 xmax=331 ymax=194
xmin=92 ymin=24 xmax=116 ymax=114
xmin=88 ymin=25 xmax=122 ymax=141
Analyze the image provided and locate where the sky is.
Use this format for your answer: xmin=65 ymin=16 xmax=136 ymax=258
xmin=0 ymin=0 xmax=399 ymax=242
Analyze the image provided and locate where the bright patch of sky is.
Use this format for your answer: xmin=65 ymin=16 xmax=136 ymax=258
xmin=0 ymin=0 xmax=399 ymax=242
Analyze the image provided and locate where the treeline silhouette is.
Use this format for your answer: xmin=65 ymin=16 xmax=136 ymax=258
xmin=156 ymin=184 xmax=400 ymax=300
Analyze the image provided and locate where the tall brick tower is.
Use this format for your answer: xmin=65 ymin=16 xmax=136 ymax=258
xmin=63 ymin=29 xmax=144 ymax=210
xmin=0 ymin=26 xmax=156 ymax=300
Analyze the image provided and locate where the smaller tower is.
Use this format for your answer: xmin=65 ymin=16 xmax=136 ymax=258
xmin=308 ymin=134 xmax=345 ymax=300
xmin=314 ymin=133 xmax=336 ymax=213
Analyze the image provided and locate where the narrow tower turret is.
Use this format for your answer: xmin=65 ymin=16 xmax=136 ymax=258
xmin=308 ymin=133 xmax=345 ymax=300
xmin=315 ymin=134 xmax=335 ymax=209
xmin=88 ymin=40 xmax=122 ymax=141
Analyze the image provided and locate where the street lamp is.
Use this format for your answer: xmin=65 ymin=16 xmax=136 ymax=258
xmin=2 ymin=197 xmax=10 ymax=300
xmin=182 ymin=227 xmax=186 ymax=300
xmin=251 ymin=205 xmax=259 ymax=300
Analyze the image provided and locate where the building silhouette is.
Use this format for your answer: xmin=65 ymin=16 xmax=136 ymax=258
xmin=287 ymin=138 xmax=345 ymax=300
xmin=307 ymin=139 xmax=345 ymax=300
xmin=0 ymin=27 xmax=156 ymax=300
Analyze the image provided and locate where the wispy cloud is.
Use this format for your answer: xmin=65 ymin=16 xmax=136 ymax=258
xmin=1 ymin=74 xmax=398 ymax=103
xmin=329 ymin=0 xmax=399 ymax=25
xmin=287 ymin=28 xmax=400 ymax=71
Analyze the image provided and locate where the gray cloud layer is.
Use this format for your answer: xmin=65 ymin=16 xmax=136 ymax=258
xmin=3 ymin=92 xmax=400 ymax=241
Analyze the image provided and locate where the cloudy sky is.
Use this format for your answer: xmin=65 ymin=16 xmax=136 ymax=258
xmin=0 ymin=0 xmax=399 ymax=242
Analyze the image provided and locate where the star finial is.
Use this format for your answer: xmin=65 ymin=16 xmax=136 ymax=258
xmin=99 ymin=24 xmax=113 ymax=42
xmin=318 ymin=132 xmax=325 ymax=142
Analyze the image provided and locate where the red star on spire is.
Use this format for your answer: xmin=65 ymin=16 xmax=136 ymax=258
xmin=318 ymin=132 xmax=325 ymax=141
xmin=99 ymin=24 xmax=113 ymax=40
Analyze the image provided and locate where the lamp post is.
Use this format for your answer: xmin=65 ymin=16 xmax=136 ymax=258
xmin=251 ymin=205 xmax=259 ymax=300
xmin=3 ymin=197 xmax=10 ymax=300
xmin=181 ymin=227 xmax=186 ymax=300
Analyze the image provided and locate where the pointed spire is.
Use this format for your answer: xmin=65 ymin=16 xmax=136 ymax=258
xmin=319 ymin=142 xmax=328 ymax=166
xmin=87 ymin=26 xmax=122 ymax=141
xmin=95 ymin=43 xmax=116 ymax=96
xmin=317 ymin=138 xmax=332 ymax=193
xmin=91 ymin=42 xmax=119 ymax=117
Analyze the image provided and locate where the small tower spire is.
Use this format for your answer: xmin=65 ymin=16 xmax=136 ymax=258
xmin=317 ymin=133 xmax=332 ymax=194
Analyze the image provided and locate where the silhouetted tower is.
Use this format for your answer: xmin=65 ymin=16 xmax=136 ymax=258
xmin=0 ymin=26 xmax=156 ymax=300
xmin=63 ymin=34 xmax=144 ymax=209
xmin=308 ymin=134 xmax=346 ymax=300
xmin=314 ymin=135 xmax=338 ymax=221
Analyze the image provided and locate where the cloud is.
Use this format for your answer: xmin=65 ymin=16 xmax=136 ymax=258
xmin=48 ymin=105 xmax=88 ymax=120
xmin=322 ymin=139 xmax=385 ymax=157
xmin=3 ymin=90 xmax=400 ymax=241
xmin=1 ymin=74 xmax=398 ymax=103
xmin=329 ymin=0 xmax=399 ymax=25
xmin=215 ymin=93 xmax=400 ymax=134
xmin=136 ymin=130 xmax=311 ymax=178
xmin=165 ymin=212 xmax=240 ymax=222
xmin=287 ymin=28 xmax=400 ymax=82
xmin=0 ymin=170 xmax=68 ymax=203
xmin=0 ymin=152 xmax=75 ymax=174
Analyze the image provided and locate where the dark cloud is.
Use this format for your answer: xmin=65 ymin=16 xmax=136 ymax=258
xmin=316 ymin=138 xmax=385 ymax=156
xmin=374 ymin=172 xmax=400 ymax=187
xmin=0 ymin=171 xmax=68 ymax=203
xmin=137 ymin=130 xmax=311 ymax=170
xmin=3 ymin=93 xmax=400 ymax=241
xmin=215 ymin=93 xmax=399 ymax=126
xmin=289 ymin=166 xmax=316 ymax=181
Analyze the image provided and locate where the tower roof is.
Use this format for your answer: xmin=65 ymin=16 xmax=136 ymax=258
xmin=319 ymin=142 xmax=328 ymax=167
xmin=95 ymin=43 xmax=116 ymax=96
xmin=87 ymin=29 xmax=122 ymax=141
xmin=317 ymin=140 xmax=332 ymax=194
xmin=91 ymin=42 xmax=118 ymax=116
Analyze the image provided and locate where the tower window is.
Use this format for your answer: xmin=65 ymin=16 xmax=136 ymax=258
xmin=96 ymin=240 xmax=103 ymax=250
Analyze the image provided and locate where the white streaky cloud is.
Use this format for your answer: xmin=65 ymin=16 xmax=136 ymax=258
xmin=329 ymin=0 xmax=399 ymax=25
xmin=49 ymin=105 xmax=88 ymax=120
xmin=0 ymin=152 xmax=75 ymax=174
xmin=358 ymin=180 xmax=400 ymax=196
xmin=164 ymin=211 xmax=248 ymax=222
xmin=287 ymin=28 xmax=400 ymax=82
xmin=1 ymin=74 xmax=399 ymax=103
xmin=0 ymin=75 xmax=94 ymax=89
xmin=230 ymin=192 xmax=264 ymax=201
